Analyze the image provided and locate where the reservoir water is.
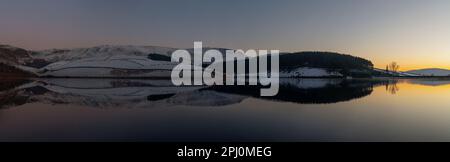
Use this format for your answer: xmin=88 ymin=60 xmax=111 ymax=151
xmin=1 ymin=78 xmax=450 ymax=141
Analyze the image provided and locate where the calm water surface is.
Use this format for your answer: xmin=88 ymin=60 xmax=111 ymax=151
xmin=1 ymin=78 xmax=450 ymax=141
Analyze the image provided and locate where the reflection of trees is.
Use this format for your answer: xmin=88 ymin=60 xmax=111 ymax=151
xmin=384 ymin=80 xmax=399 ymax=95
xmin=210 ymin=79 xmax=379 ymax=104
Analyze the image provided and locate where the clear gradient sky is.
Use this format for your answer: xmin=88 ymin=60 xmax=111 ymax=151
xmin=1 ymin=0 xmax=449 ymax=70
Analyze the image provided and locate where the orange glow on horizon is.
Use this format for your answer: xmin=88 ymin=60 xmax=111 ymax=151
xmin=375 ymin=64 xmax=450 ymax=71
xmin=360 ymin=51 xmax=450 ymax=71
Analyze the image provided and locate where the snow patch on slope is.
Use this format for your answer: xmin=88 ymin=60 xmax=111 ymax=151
xmin=280 ymin=67 xmax=343 ymax=78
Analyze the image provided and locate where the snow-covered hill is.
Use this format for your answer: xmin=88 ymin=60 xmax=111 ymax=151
xmin=407 ymin=68 xmax=450 ymax=77
xmin=37 ymin=55 xmax=181 ymax=77
xmin=0 ymin=45 xmax=38 ymax=76
xmin=31 ymin=45 xmax=229 ymax=77
xmin=0 ymin=45 xmax=33 ymax=64
xmin=32 ymin=45 xmax=177 ymax=62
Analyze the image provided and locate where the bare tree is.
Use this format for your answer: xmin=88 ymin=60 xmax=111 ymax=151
xmin=387 ymin=62 xmax=400 ymax=72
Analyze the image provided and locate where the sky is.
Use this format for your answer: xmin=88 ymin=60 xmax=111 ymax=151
xmin=1 ymin=0 xmax=449 ymax=70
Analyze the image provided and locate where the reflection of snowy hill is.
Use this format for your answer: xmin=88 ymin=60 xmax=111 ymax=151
xmin=40 ymin=81 xmax=200 ymax=100
xmin=32 ymin=79 xmax=204 ymax=107
xmin=407 ymin=79 xmax=450 ymax=86
xmin=0 ymin=79 xmax=247 ymax=109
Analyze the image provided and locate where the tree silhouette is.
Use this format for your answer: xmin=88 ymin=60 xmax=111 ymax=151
xmin=387 ymin=62 xmax=400 ymax=72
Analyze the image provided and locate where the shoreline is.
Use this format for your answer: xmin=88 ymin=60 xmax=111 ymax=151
xmin=3 ymin=75 xmax=450 ymax=80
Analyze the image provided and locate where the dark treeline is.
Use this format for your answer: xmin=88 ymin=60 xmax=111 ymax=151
xmin=206 ymin=51 xmax=375 ymax=77
xmin=148 ymin=53 xmax=171 ymax=61
xmin=148 ymin=51 xmax=373 ymax=71
xmin=279 ymin=51 xmax=373 ymax=70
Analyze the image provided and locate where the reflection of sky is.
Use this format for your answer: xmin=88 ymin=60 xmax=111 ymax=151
xmin=1 ymin=0 xmax=449 ymax=70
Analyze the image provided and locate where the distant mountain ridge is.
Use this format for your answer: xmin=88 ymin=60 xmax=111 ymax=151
xmin=407 ymin=68 xmax=450 ymax=76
